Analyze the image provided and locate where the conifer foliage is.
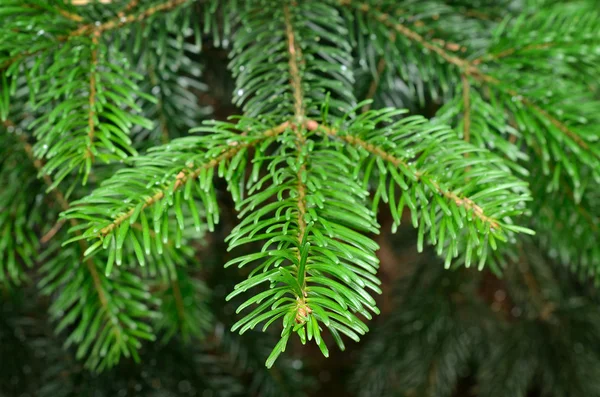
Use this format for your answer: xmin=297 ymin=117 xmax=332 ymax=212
xmin=0 ymin=0 xmax=599 ymax=389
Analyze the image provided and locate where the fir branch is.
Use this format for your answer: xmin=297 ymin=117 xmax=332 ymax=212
xmin=96 ymin=121 xmax=290 ymax=238
xmin=343 ymin=0 xmax=595 ymax=156
xmin=17 ymin=132 xmax=159 ymax=371
xmin=15 ymin=134 xmax=114 ymax=324
xmin=338 ymin=1 xmax=472 ymax=70
xmin=307 ymin=121 xmax=499 ymax=230
xmin=0 ymin=0 xmax=191 ymax=71
xmin=20 ymin=137 xmax=109 ymax=307
xmin=70 ymin=0 xmax=191 ymax=37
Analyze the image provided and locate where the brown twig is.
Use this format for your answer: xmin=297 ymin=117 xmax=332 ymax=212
xmin=86 ymin=30 xmax=100 ymax=160
xmin=362 ymin=56 xmax=387 ymax=113
xmin=171 ymin=276 xmax=186 ymax=324
xmin=473 ymin=43 xmax=556 ymax=65
xmin=461 ymin=74 xmax=471 ymax=146
xmin=40 ymin=219 xmax=67 ymax=244
xmin=57 ymin=8 xmax=84 ymax=22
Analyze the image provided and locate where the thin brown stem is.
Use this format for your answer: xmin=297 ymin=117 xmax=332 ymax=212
xmin=57 ymin=8 xmax=84 ymax=22
xmin=461 ymin=74 xmax=471 ymax=145
xmin=171 ymin=276 xmax=186 ymax=324
xmin=40 ymin=219 xmax=67 ymax=244
xmin=98 ymin=122 xmax=290 ymax=237
xmin=284 ymin=3 xmax=312 ymax=321
xmin=362 ymin=56 xmax=388 ymax=113
xmin=118 ymin=0 xmax=141 ymax=17
xmin=284 ymin=4 xmax=305 ymax=123
xmin=473 ymin=42 xmax=556 ymax=65
xmin=87 ymin=30 xmax=99 ymax=160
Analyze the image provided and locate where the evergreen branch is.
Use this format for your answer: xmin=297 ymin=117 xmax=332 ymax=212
xmin=344 ymin=0 xmax=600 ymax=186
xmin=226 ymin=1 xmax=379 ymax=367
xmin=96 ymin=121 xmax=289 ymax=238
xmin=17 ymin=132 xmax=158 ymax=371
xmin=20 ymin=137 xmax=109 ymax=308
xmin=0 ymin=0 xmax=190 ymax=71
xmin=306 ymin=120 xmax=499 ymax=230
xmin=231 ymin=0 xmax=356 ymax=119
xmin=30 ymin=38 xmax=154 ymax=187
xmin=70 ymin=0 xmax=191 ymax=37
xmin=339 ymin=1 xmax=472 ymax=71
xmin=307 ymin=109 xmax=531 ymax=269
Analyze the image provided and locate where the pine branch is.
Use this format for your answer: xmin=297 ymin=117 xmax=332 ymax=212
xmin=343 ymin=1 xmax=595 ymax=152
xmin=307 ymin=109 xmax=531 ymax=270
xmin=95 ymin=122 xmax=289 ymax=238
xmin=343 ymin=0 xmax=600 ymax=188
xmin=307 ymin=121 xmax=499 ymax=229
xmin=30 ymin=37 xmax=152 ymax=187
xmin=15 ymin=133 xmax=157 ymax=371
xmin=20 ymin=136 xmax=109 ymax=308
xmin=70 ymin=0 xmax=191 ymax=37
xmin=0 ymin=0 xmax=191 ymax=71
